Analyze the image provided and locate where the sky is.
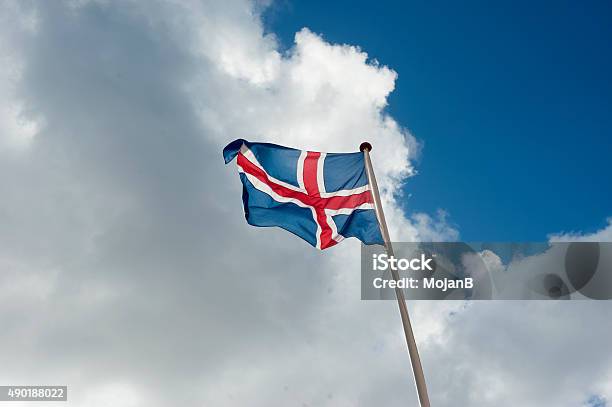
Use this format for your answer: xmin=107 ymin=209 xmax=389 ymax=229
xmin=0 ymin=1 xmax=611 ymax=407
xmin=265 ymin=0 xmax=612 ymax=241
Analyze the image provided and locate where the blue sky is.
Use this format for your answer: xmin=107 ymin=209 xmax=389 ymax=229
xmin=264 ymin=0 xmax=612 ymax=241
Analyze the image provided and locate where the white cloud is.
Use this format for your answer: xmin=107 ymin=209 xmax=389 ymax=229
xmin=550 ymin=218 xmax=612 ymax=242
xmin=0 ymin=1 xmax=43 ymax=151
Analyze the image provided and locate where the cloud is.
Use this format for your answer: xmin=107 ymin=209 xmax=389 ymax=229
xmin=550 ymin=218 xmax=612 ymax=242
xmin=0 ymin=1 xmax=43 ymax=151
xmin=0 ymin=1 xmax=608 ymax=407
xmin=423 ymin=222 xmax=612 ymax=406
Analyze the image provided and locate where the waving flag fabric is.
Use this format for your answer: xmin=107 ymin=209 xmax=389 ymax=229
xmin=223 ymin=139 xmax=384 ymax=249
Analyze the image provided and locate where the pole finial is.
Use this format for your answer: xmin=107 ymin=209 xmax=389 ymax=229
xmin=359 ymin=142 xmax=372 ymax=152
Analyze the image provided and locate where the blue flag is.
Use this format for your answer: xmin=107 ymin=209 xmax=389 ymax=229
xmin=223 ymin=139 xmax=384 ymax=249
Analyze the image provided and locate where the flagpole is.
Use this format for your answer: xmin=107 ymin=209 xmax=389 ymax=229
xmin=360 ymin=142 xmax=431 ymax=407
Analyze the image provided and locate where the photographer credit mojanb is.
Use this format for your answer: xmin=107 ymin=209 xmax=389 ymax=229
xmin=373 ymin=276 xmax=474 ymax=292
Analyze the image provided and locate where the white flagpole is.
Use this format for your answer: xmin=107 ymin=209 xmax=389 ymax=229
xmin=360 ymin=142 xmax=431 ymax=407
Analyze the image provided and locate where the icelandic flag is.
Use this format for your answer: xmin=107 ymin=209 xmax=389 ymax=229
xmin=223 ymin=139 xmax=384 ymax=249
